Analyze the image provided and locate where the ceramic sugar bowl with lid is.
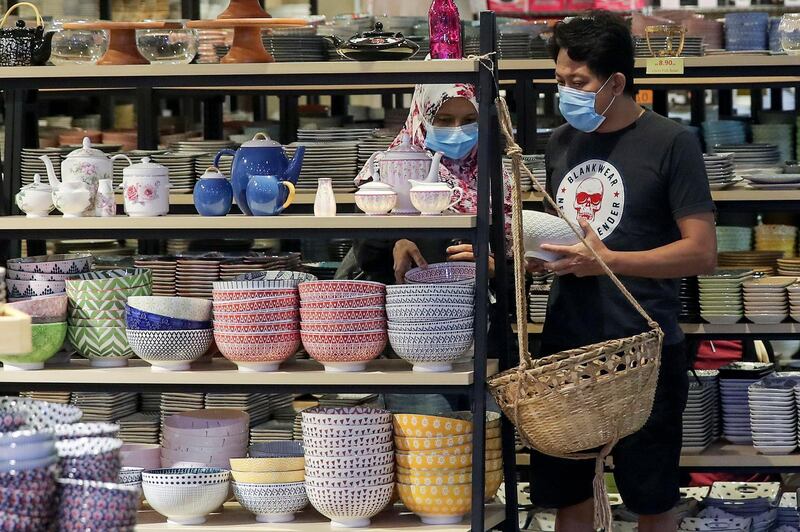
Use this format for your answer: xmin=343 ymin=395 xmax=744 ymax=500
xmin=194 ymin=166 xmax=233 ymax=217
xmin=355 ymin=181 xmax=397 ymax=215
xmin=15 ymin=173 xmax=54 ymax=217
xmin=121 ymin=157 xmax=170 ymax=217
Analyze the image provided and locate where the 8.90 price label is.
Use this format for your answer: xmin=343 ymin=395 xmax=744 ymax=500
xmin=645 ymin=57 xmax=685 ymax=75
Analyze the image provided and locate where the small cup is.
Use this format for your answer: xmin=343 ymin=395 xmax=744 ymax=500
xmin=410 ymin=187 xmax=464 ymax=216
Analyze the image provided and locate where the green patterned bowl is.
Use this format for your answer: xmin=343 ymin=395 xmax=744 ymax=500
xmin=69 ymin=317 xmax=127 ymax=328
xmin=67 ymin=325 xmax=133 ymax=367
xmin=68 ymin=308 xmax=127 ymax=321
xmin=68 ymin=285 xmax=152 ymax=302
xmin=66 ymin=269 xmax=152 ymax=295
xmin=69 ymin=300 xmax=129 ymax=313
xmin=0 ymin=322 xmax=67 ymax=371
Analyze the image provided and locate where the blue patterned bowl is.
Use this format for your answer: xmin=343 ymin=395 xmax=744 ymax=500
xmin=0 ymin=483 xmax=55 ymax=516
xmin=0 ymin=462 xmax=58 ymax=489
xmin=126 ymin=306 xmax=212 ymax=331
xmin=56 ymin=437 xmax=122 ymax=482
xmin=232 ymin=481 xmax=308 ymax=523
xmin=57 ymin=478 xmax=140 ymax=526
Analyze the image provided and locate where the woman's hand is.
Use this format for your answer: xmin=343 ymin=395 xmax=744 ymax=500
xmin=393 ymin=239 xmax=427 ymax=284
xmin=540 ymin=219 xmax=615 ymax=277
xmin=446 ymin=244 xmax=495 ymax=278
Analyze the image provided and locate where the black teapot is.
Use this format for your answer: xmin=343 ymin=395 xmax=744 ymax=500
xmin=0 ymin=2 xmax=54 ymax=66
xmin=326 ymin=22 xmax=420 ymax=61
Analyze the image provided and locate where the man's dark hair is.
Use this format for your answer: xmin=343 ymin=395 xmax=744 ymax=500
xmin=548 ymin=11 xmax=636 ymax=95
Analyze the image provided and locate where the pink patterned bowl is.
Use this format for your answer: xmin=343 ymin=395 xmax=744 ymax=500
xmin=212 ymin=320 xmax=299 ymax=334
xmin=298 ymin=281 xmax=385 ymax=301
xmin=300 ymin=295 xmax=384 ymax=310
xmin=213 ymin=307 xmax=299 ymax=324
xmin=7 ymin=294 xmax=68 ymax=324
xmin=215 ymin=330 xmax=301 ymax=372
xmin=300 ymin=319 xmax=386 ymax=333
xmin=300 ymin=330 xmax=387 ymax=372
xmin=213 ymin=296 xmax=299 ymax=313
xmin=299 ymin=307 xmax=385 ymax=322
xmin=404 ymin=262 xmax=475 ymax=285
xmin=212 ymin=288 xmax=297 ymax=302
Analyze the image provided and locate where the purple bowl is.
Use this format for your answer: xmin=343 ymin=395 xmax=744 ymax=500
xmin=125 ymin=306 xmax=212 ymax=331
xmin=0 ymin=463 xmax=59 ymax=489
xmin=0 ymin=509 xmax=50 ymax=530
xmin=0 ymin=484 xmax=56 ymax=516
xmin=60 ymin=454 xmax=120 ymax=483
xmin=57 ymin=478 xmax=140 ymax=524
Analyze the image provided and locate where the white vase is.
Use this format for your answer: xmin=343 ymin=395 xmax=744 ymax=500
xmin=314 ymin=178 xmax=336 ymax=217
xmin=95 ymin=179 xmax=116 ymax=217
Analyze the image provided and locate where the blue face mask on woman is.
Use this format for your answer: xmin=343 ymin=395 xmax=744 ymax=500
xmin=558 ymin=75 xmax=617 ymax=133
xmin=424 ymin=122 xmax=479 ymax=160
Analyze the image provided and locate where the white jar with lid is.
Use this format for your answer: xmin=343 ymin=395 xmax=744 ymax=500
xmin=120 ymin=157 xmax=170 ymax=217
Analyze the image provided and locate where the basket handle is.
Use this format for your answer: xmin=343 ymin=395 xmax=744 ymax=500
xmin=0 ymin=2 xmax=43 ymax=29
xmin=495 ymin=97 xmax=660 ymax=368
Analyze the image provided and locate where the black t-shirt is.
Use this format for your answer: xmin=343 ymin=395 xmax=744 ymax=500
xmin=541 ymin=109 xmax=715 ymax=349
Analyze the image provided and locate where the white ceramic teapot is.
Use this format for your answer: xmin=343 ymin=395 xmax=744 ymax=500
xmin=408 ymin=180 xmax=464 ymax=216
xmin=15 ymin=173 xmax=54 ymax=217
xmin=39 ymin=137 xmax=132 ymax=216
xmin=120 ymin=157 xmax=170 ymax=217
xmin=363 ymin=134 xmax=443 ymax=214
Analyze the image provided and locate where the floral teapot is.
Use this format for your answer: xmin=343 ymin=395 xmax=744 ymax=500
xmin=363 ymin=134 xmax=443 ymax=214
xmin=40 ymin=137 xmax=131 ymax=216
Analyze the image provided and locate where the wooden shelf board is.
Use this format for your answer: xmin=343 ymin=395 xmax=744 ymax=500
xmin=0 ymin=214 xmax=474 ymax=231
xmin=522 ymin=322 xmax=800 ymax=335
xmin=1 ymin=358 xmax=497 ymax=387
xmin=136 ymin=503 xmax=506 ymax=531
xmin=122 ymin=193 xmax=357 ymax=206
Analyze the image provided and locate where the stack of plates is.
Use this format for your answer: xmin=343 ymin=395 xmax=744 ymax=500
xmin=134 ymin=257 xmax=177 ymax=296
xmin=680 ymin=276 xmax=701 ymax=322
xmin=753 ymin=124 xmax=794 ymax=163
xmin=205 ymin=394 xmax=275 ymax=427
xmin=748 ymin=374 xmax=799 ymax=455
xmin=698 ymin=269 xmax=753 ymax=324
xmin=717 ymin=226 xmax=753 ymax=252
xmin=741 ymin=173 xmax=800 ymax=190
xmin=755 ymin=224 xmax=797 ymax=257
xmin=715 ymin=144 xmax=782 ymax=173
xmin=286 ymin=142 xmax=359 ymax=192
xmin=297 ymin=129 xmax=375 ymax=143
xmin=503 ymin=154 xmax=543 ymax=192
xmin=725 ymin=12 xmax=770 ymax=51
xmin=141 ymin=392 xmax=162 ymax=412
xmin=118 ymin=412 xmax=160 ymax=444
xmin=464 ymin=33 xmax=535 ymax=59
xmin=777 ymin=493 xmax=799 ymax=529
xmin=702 ymin=121 xmax=747 ymax=149
xmin=743 ymin=276 xmax=795 ymax=324
xmin=111 ymin=150 xmax=167 ymax=188
xmin=146 ymin=153 xmax=200 ymax=194
xmin=719 ymin=362 xmax=776 ymax=445
xmin=529 ymin=284 xmax=550 ymax=324
xmin=682 ymin=369 xmax=721 ymax=454
xmin=788 ymin=284 xmax=800 ymax=322
xmin=72 ymin=392 xmax=138 ymax=422
xmin=718 ymin=251 xmax=784 ymax=275
xmin=634 ymin=36 xmax=704 ymax=57
xmin=250 ymin=419 xmax=294 ymax=444
xmin=160 ymin=393 xmax=205 ymax=426
xmin=778 ymin=258 xmax=800 ymax=277
xmin=175 ymin=258 xmax=221 ymax=299
xmin=0 ymin=267 xmax=5 ymax=303
xmin=706 ymin=481 xmax=781 ymax=526
xmin=261 ymin=35 xmax=327 ymax=62
xmin=196 ymin=152 xmax=233 ymax=180
xmin=219 ymin=262 xmax=269 ymax=281
xmin=358 ymin=135 xmax=395 ymax=169
xmin=20 ymin=391 xmax=72 ymax=404
xmin=21 ymin=147 xmax=69 ymax=186
xmin=197 ymin=29 xmax=231 ymax=64
xmin=704 ymin=153 xmax=737 ymax=190
xmin=171 ymin=140 xmax=234 ymax=155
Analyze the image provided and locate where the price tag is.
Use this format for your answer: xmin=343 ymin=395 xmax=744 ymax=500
xmin=636 ymin=90 xmax=654 ymax=106
xmin=645 ymin=57 xmax=685 ymax=75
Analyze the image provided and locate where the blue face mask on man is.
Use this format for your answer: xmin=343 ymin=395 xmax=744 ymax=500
xmin=557 ymin=75 xmax=617 ymax=133
xmin=424 ymin=122 xmax=479 ymax=160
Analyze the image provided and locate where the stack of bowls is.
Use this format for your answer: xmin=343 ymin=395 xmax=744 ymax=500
xmin=699 ymin=270 xmax=754 ymax=325
xmin=57 ymin=478 xmax=140 ymax=531
xmin=125 ymin=296 xmax=213 ymax=371
xmin=743 ymin=277 xmax=795 ymax=324
xmin=755 ymin=224 xmax=798 ymax=258
xmin=0 ymin=397 xmax=82 ymax=429
xmin=120 ymin=443 xmax=161 ymax=470
xmin=161 ymin=409 xmax=249 ymax=468
xmin=5 ymin=253 xmax=92 ymax=302
xmin=2 ymin=295 xmax=68 ymax=370
xmin=66 ymin=268 xmax=152 ymax=368
xmin=55 ymin=437 xmax=123 ymax=482
xmin=298 ymin=281 xmax=387 ymax=372
xmin=394 ymin=412 xmax=503 ymax=525
xmin=54 ymin=422 xmax=120 ymax=440
xmin=142 ymin=467 xmax=230 ymax=525
xmin=386 ymin=284 xmax=475 ymax=372
xmin=0 ymin=429 xmax=59 ymax=529
xmin=213 ymin=274 xmax=306 ymax=372
xmin=302 ymin=406 xmax=394 ymax=528
xmin=404 ymin=262 xmax=476 ymax=285
xmin=230 ymin=443 xmax=308 ymax=523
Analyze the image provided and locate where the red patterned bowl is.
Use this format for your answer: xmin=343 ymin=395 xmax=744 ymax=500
xmin=300 ymin=330 xmax=387 ymax=372
xmin=213 ymin=307 xmax=299 ymax=324
xmin=213 ymin=296 xmax=299 ymax=313
xmin=300 ymin=307 xmax=385 ymax=322
xmin=212 ymin=288 xmax=297 ymax=302
xmin=300 ymin=295 xmax=385 ymax=310
xmin=213 ymin=320 xmax=299 ymax=334
xmin=299 ymin=281 xmax=386 ymax=301
xmin=301 ymin=319 xmax=386 ymax=333
xmin=215 ymin=330 xmax=301 ymax=372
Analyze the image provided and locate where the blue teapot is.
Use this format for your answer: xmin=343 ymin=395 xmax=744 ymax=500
xmin=214 ymin=132 xmax=305 ymax=216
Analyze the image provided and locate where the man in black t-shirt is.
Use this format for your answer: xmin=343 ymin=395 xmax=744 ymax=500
xmin=525 ymin=13 xmax=717 ymax=532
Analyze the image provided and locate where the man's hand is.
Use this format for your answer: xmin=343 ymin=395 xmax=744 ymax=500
xmin=540 ymin=219 xmax=614 ymax=277
xmin=525 ymin=257 xmax=548 ymax=275
xmin=393 ymin=239 xmax=427 ymax=284
xmin=446 ymin=244 xmax=495 ymax=278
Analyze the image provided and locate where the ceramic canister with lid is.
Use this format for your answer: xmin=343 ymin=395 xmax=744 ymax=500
xmin=121 ymin=157 xmax=170 ymax=217
xmin=194 ymin=166 xmax=233 ymax=216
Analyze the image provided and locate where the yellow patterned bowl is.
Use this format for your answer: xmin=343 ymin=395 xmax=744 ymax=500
xmin=396 ymin=452 xmax=472 ymax=470
xmin=393 ymin=412 xmax=501 ymax=438
xmin=395 ymin=437 xmax=501 ymax=456
xmin=231 ymin=469 xmax=305 ymax=484
xmin=229 ymin=457 xmax=305 ymax=472
xmin=397 ymin=469 xmax=503 ymax=488
xmin=397 ymin=482 xmax=471 ymax=525
xmin=395 ymin=434 xmax=472 ymax=451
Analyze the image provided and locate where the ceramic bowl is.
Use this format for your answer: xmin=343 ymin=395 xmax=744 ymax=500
xmin=212 ymin=320 xmax=298 ymax=334
xmin=301 ymin=423 xmax=391 ymax=440
xmin=304 ymin=462 xmax=394 ymax=479
xmin=5 ymin=270 xmax=73 ymax=282
xmin=303 ymin=452 xmax=394 ymax=471
xmin=305 ymin=473 xmax=394 ymax=489
xmin=389 ymin=329 xmax=474 ymax=372
xmin=397 ymin=482 xmax=471 ymax=525
xmin=0 ymin=437 xmax=54 ymax=462
xmin=233 ymin=271 xmax=318 ymax=285
xmin=230 ymin=456 xmax=305 ymax=472
xmin=355 ymin=192 xmax=397 ymax=215
xmin=301 ymin=319 xmax=386 ymax=333
xmin=305 ymin=483 xmax=394 ymax=528
xmin=213 ymin=307 xmax=300 ymax=324
xmin=386 ymin=284 xmax=475 ymax=297
xmin=385 ymin=293 xmax=474 ymax=307
xmin=386 ymin=303 xmax=474 ymax=322
xmin=6 ymin=294 xmax=68 ymax=324
xmin=405 ymin=262 xmax=475 ymax=285
xmin=212 ymin=286 xmax=297 ymax=301
xmin=395 ymin=434 xmax=473 ymax=452
xmin=67 ymin=326 xmax=133 ymax=367
xmin=387 ymin=316 xmax=474 ymax=333
xmin=126 ymin=296 xmax=212 ymax=322
xmin=0 ymin=511 xmax=49 ymax=530
xmin=300 ymin=330 xmax=387 ymax=371
xmin=396 ymin=452 xmax=472 ymax=470
xmin=56 ymin=437 xmax=122 ymax=482
xmin=69 ymin=299 xmax=128 ymax=313
xmin=301 ymin=432 xmax=393 ymax=450
xmin=162 ymin=430 xmax=249 ymax=451
xmin=215 ymin=330 xmax=301 ymax=372
xmin=0 ymin=453 xmax=58 ymax=474
xmin=0 ymin=397 xmax=82 ymax=429
xmin=248 ymin=441 xmax=304 ymax=459
xmin=126 ymin=329 xmax=214 ymax=371
xmin=6 ymin=254 xmax=92 ymax=275
xmin=163 ymin=409 xmax=249 ymax=433
xmin=65 ymin=269 xmax=152 ymax=295
xmin=68 ymin=285 xmax=151 ymax=302
xmin=55 ymin=422 xmax=120 ymax=440
xmin=304 ymin=443 xmax=394 ymax=459
xmin=393 ymin=413 xmax=474 ymax=438
xmin=522 ymin=210 xmax=583 ymax=262
xmin=0 ymin=484 xmax=55 ymax=516
xmin=300 ymin=294 xmax=385 ymax=310
xmin=298 ymin=280 xmax=386 ymax=300
xmin=57 ymin=478 xmax=141 ymax=526
xmin=0 ymin=460 xmax=58 ymax=486
xmin=231 ymin=469 xmax=305 ymax=484
xmin=5 ymin=279 xmax=66 ymax=300
xmin=126 ymin=306 xmax=212 ymax=331
xmin=141 ymin=468 xmax=230 ymax=525
xmin=301 ymin=406 xmax=392 ymax=427
xmin=213 ymin=296 xmax=299 ymax=313
xmin=118 ymin=466 xmax=144 ymax=484
xmin=0 ymin=322 xmax=67 ymax=371
xmin=232 ymin=481 xmax=309 ymax=523
xmin=299 ymin=306 xmax=385 ymax=323
xmin=120 ymin=444 xmax=161 ymax=469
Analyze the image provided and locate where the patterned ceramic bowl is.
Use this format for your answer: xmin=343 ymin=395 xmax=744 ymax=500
xmin=6 ymin=294 xmax=68 ymax=324
xmin=385 ymin=303 xmax=474 ymax=323
xmin=231 ymin=470 xmax=305 ymax=484
xmin=55 ymin=423 xmax=120 ymax=440
xmin=0 ymin=483 xmax=55 ymax=515
xmin=522 ymin=210 xmax=583 ymax=262
xmin=232 ymin=481 xmax=309 ymax=523
xmin=301 ymin=423 xmax=391 ymax=440
xmin=0 ymin=398 xmax=81 ymax=429
xmin=397 ymin=482 xmax=471 ymax=525
xmin=212 ymin=320 xmax=298 ymax=334
xmin=212 ymin=287 xmax=297 ymax=301
xmin=299 ymin=306 xmax=385 ymax=323
xmin=301 ymin=432 xmax=392 ymax=450
xmin=0 ymin=437 xmax=54 ymax=462
xmin=300 ymin=330 xmax=387 ymax=372
xmin=0 ymin=461 xmax=58 ymax=486
xmin=126 ymin=329 xmax=214 ymax=371
xmin=163 ymin=410 xmax=249 ymax=434
xmin=70 ymin=317 xmax=127 ymax=328
xmin=304 ymin=462 xmax=394 ymax=479
xmin=395 ymin=452 xmax=472 ymax=471
xmin=126 ymin=296 xmax=212 ymax=322
xmin=298 ymin=280 xmax=386 ymax=301
xmin=0 ymin=322 xmax=67 ymax=371
xmin=126 ymin=306 xmax=212 ymax=331
xmin=393 ymin=412 xmax=499 ymax=438
xmin=56 ymin=437 xmax=122 ymax=482
xmin=233 ymin=271 xmax=318 ymax=286
xmin=301 ymin=407 xmax=392 ymax=427
xmin=65 ymin=269 xmax=152 ymax=295
xmin=404 ymin=262 xmax=475 ymax=285
xmin=300 ymin=319 xmax=386 ymax=333
xmin=6 ymin=254 xmax=92 ymax=275
xmin=385 ymin=284 xmax=475 ymax=297
xmin=5 ymin=279 xmax=66 ymax=300
xmin=387 ymin=316 xmax=474 ymax=334
xmin=306 ymin=483 xmax=394 ymax=528
xmin=118 ymin=466 xmax=144 ymax=484
xmin=304 ymin=442 xmax=394 ymax=459
xmin=57 ymin=478 xmax=140 ymax=525
xmin=295 ymin=453 xmax=394 ymax=471
xmin=0 ymin=454 xmax=58 ymax=474
xmin=213 ymin=296 xmax=299 ymax=313
xmin=215 ymin=330 xmax=301 ymax=372
xmin=385 ymin=292 xmax=474 ymax=307
xmin=300 ymin=294 xmax=385 ymax=310
xmin=388 ymin=329 xmax=474 ymax=372
xmin=395 ymin=434 xmax=473 ymax=452
xmin=5 ymin=271 xmax=73 ymax=282
xmin=69 ymin=299 xmax=127 ymax=314
xmin=355 ymin=192 xmax=397 ymax=215
xmin=67 ymin=326 xmax=133 ymax=367
xmin=304 ymin=473 xmax=394 ymax=489
xmin=212 ymin=307 xmax=299 ymax=324
xmin=67 ymin=284 xmax=151 ymax=302
xmin=141 ymin=469 xmax=230 ymax=525
xmin=230 ymin=456 xmax=305 ymax=472
xmin=248 ymin=441 xmax=304 ymax=459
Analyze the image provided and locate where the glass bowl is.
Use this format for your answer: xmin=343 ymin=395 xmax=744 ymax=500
xmin=136 ymin=28 xmax=198 ymax=64
xmin=50 ymin=23 xmax=108 ymax=65
xmin=779 ymin=14 xmax=800 ymax=55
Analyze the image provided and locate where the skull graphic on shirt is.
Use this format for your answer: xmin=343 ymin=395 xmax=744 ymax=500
xmin=573 ymin=177 xmax=604 ymax=223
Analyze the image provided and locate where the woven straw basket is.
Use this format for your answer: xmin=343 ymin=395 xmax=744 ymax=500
xmin=489 ymin=98 xmax=664 ymax=531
